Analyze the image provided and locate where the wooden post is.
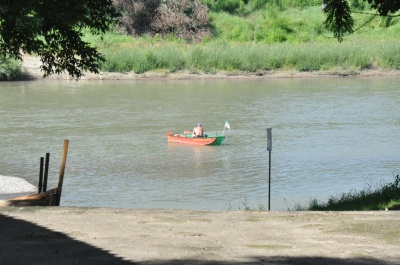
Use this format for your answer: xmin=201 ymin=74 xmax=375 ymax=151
xmin=38 ymin=157 xmax=44 ymax=193
xmin=43 ymin=153 xmax=50 ymax=192
xmin=56 ymin=139 xmax=69 ymax=206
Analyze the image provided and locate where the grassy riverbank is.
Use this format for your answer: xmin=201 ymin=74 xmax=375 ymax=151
xmin=17 ymin=36 xmax=400 ymax=80
xmin=93 ymin=37 xmax=400 ymax=74
xmin=298 ymin=175 xmax=400 ymax=211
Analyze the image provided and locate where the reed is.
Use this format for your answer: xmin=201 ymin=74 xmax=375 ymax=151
xmin=99 ymin=44 xmax=186 ymax=73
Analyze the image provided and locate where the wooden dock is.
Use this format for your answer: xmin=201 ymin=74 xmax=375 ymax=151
xmin=0 ymin=139 xmax=69 ymax=207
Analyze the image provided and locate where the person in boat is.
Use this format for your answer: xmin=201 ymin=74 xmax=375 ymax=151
xmin=192 ymin=123 xmax=204 ymax=137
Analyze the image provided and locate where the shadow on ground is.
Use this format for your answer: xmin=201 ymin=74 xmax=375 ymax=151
xmin=0 ymin=213 xmax=394 ymax=265
xmin=0 ymin=213 xmax=132 ymax=265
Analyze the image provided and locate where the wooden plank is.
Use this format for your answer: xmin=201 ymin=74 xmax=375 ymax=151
xmin=56 ymin=139 xmax=69 ymax=206
xmin=0 ymin=188 xmax=60 ymax=207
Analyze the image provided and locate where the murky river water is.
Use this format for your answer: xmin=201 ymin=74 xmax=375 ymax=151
xmin=0 ymin=77 xmax=399 ymax=210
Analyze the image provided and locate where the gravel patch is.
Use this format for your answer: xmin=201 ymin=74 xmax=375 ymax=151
xmin=0 ymin=175 xmax=37 ymax=199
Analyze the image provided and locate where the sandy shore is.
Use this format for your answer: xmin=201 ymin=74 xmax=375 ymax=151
xmin=1 ymin=207 xmax=399 ymax=265
xmin=22 ymin=55 xmax=400 ymax=81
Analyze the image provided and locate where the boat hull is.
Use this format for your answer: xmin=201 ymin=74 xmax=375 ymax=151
xmin=167 ymin=132 xmax=225 ymax=146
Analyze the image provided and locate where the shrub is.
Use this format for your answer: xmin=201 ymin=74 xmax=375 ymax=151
xmin=113 ymin=0 xmax=159 ymax=36
xmin=247 ymin=0 xmax=269 ymax=11
xmin=152 ymin=0 xmax=211 ymax=42
xmin=202 ymin=0 xmax=244 ymax=13
xmin=254 ymin=7 xmax=294 ymax=43
xmin=210 ymin=12 xmax=254 ymax=41
xmin=0 ymin=57 xmax=24 ymax=81
xmin=114 ymin=0 xmax=210 ymax=41
xmin=279 ymin=0 xmax=320 ymax=8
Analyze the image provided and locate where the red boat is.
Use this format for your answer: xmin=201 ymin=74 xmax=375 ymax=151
xmin=166 ymin=131 xmax=225 ymax=146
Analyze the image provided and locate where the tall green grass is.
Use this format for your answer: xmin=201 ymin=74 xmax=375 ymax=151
xmin=100 ymin=45 xmax=186 ymax=73
xmin=304 ymin=175 xmax=400 ymax=211
xmin=96 ymin=39 xmax=400 ymax=74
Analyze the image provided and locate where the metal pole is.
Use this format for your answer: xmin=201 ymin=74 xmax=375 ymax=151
xmin=266 ymin=128 xmax=272 ymax=211
xmin=268 ymin=149 xmax=271 ymax=211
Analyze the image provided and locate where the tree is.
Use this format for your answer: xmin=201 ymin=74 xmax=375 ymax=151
xmin=322 ymin=0 xmax=400 ymax=42
xmin=0 ymin=0 xmax=119 ymax=78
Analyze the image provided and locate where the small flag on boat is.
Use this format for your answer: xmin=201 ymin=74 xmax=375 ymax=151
xmin=224 ymin=119 xmax=230 ymax=130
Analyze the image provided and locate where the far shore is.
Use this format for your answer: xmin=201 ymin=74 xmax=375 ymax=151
xmin=21 ymin=55 xmax=400 ymax=81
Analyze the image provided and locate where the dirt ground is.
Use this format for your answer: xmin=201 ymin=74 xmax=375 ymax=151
xmin=1 ymin=207 xmax=399 ymax=265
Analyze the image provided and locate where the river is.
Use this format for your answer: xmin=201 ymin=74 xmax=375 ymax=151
xmin=0 ymin=77 xmax=399 ymax=210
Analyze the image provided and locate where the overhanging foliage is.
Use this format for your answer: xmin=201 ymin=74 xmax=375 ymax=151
xmin=0 ymin=0 xmax=119 ymax=78
xmin=323 ymin=0 xmax=400 ymax=41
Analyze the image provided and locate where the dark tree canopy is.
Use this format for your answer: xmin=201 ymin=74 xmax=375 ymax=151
xmin=0 ymin=0 xmax=119 ymax=78
xmin=367 ymin=0 xmax=400 ymax=16
xmin=323 ymin=0 xmax=400 ymax=41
